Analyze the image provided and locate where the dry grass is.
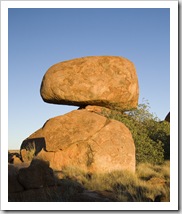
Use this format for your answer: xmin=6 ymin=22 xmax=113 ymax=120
xmin=9 ymin=160 xmax=170 ymax=202
xmin=60 ymin=161 xmax=170 ymax=202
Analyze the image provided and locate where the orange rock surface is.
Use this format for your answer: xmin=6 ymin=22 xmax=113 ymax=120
xmin=40 ymin=56 xmax=139 ymax=111
xmin=21 ymin=110 xmax=136 ymax=173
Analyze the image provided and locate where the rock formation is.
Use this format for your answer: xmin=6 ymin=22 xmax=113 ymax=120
xmin=10 ymin=56 xmax=140 ymax=200
xmin=40 ymin=56 xmax=139 ymax=111
xmin=19 ymin=56 xmax=139 ymax=174
xmin=8 ymin=152 xmax=22 ymax=164
xmin=165 ymin=112 xmax=170 ymax=122
xmin=20 ymin=109 xmax=136 ymax=173
xmin=18 ymin=159 xmax=55 ymax=190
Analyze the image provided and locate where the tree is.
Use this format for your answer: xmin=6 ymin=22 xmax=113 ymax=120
xmin=103 ymin=100 xmax=170 ymax=165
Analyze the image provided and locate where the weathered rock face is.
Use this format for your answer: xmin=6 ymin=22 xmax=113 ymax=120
xmin=20 ymin=109 xmax=136 ymax=173
xmin=40 ymin=56 xmax=139 ymax=111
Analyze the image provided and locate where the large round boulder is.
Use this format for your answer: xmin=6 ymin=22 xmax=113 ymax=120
xmin=40 ymin=56 xmax=139 ymax=111
xmin=20 ymin=109 xmax=136 ymax=173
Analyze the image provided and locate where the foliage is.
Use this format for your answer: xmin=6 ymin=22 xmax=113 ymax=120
xmin=9 ymin=161 xmax=170 ymax=202
xmin=25 ymin=142 xmax=36 ymax=161
xmin=103 ymin=99 xmax=170 ymax=165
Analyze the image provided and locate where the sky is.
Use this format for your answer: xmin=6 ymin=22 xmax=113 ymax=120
xmin=8 ymin=8 xmax=170 ymax=149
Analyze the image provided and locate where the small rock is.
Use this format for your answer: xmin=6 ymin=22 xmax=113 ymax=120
xmin=18 ymin=159 xmax=55 ymax=190
xmin=12 ymin=155 xmax=22 ymax=164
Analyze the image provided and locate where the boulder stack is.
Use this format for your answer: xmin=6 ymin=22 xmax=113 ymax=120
xmin=20 ymin=56 xmax=139 ymax=174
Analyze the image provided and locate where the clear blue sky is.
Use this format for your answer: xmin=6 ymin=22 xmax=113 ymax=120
xmin=8 ymin=8 xmax=170 ymax=149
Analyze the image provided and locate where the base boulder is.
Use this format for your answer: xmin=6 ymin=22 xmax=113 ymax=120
xmin=20 ymin=109 xmax=136 ymax=173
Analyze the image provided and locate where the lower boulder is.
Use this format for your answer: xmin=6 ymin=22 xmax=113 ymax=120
xmin=20 ymin=109 xmax=136 ymax=173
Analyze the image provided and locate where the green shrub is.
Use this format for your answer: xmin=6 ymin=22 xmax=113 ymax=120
xmin=145 ymin=120 xmax=170 ymax=160
xmin=103 ymin=100 xmax=170 ymax=165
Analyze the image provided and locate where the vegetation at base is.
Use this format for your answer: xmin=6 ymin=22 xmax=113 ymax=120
xmin=102 ymin=99 xmax=170 ymax=165
xmin=9 ymin=161 xmax=170 ymax=202
xmin=60 ymin=161 xmax=170 ymax=202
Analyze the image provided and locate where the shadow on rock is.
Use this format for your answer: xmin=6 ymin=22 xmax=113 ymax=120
xmin=20 ymin=137 xmax=46 ymax=162
xmin=8 ymin=158 xmax=113 ymax=202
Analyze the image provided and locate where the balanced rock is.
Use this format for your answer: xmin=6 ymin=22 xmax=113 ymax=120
xmin=20 ymin=109 xmax=135 ymax=173
xmin=40 ymin=56 xmax=139 ymax=111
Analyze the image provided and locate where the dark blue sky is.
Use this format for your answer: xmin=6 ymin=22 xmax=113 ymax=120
xmin=8 ymin=8 xmax=170 ymax=149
